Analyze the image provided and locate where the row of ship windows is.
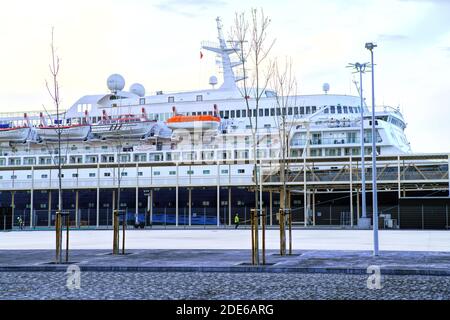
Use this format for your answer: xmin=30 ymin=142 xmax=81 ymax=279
xmin=292 ymin=147 xmax=381 ymax=157
xmin=1 ymin=150 xmax=277 ymax=165
xmin=72 ymin=105 xmax=360 ymax=125
xmin=0 ymin=169 xmax=246 ymax=180
xmin=31 ymin=199 xmax=290 ymax=209
xmin=218 ymin=106 xmax=320 ymax=119
xmin=217 ymin=105 xmax=360 ymax=119
xmin=324 ymin=106 xmax=361 ymax=114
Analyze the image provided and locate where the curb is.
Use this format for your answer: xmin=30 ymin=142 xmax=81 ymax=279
xmin=1 ymin=265 xmax=449 ymax=276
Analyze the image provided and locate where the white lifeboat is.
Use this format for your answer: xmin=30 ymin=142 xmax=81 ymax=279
xmin=35 ymin=111 xmax=91 ymax=141
xmin=0 ymin=113 xmax=31 ymax=143
xmin=90 ymin=108 xmax=156 ymax=139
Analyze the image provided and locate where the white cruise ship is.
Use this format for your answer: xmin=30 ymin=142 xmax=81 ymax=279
xmin=0 ymin=17 xmax=413 ymax=229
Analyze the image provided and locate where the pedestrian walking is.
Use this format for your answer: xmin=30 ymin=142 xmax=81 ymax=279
xmin=17 ymin=216 xmax=23 ymax=230
xmin=234 ymin=213 xmax=240 ymax=229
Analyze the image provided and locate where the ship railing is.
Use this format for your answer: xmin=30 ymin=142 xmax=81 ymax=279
xmin=374 ymin=105 xmax=402 ymax=115
xmin=0 ymin=110 xmax=63 ymax=119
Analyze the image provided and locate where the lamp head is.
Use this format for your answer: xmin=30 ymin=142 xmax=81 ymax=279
xmin=365 ymin=42 xmax=377 ymax=51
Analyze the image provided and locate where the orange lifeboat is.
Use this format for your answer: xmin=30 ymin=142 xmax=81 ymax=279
xmin=166 ymin=105 xmax=220 ymax=131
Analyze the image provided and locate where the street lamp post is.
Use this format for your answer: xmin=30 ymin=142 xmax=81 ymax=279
xmin=365 ymin=42 xmax=379 ymax=256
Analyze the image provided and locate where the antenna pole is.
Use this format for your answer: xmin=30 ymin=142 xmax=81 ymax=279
xmin=359 ymin=66 xmax=368 ymax=224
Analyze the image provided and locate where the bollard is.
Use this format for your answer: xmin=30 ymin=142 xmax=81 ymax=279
xmin=122 ymin=211 xmax=126 ymax=255
xmin=113 ymin=210 xmax=126 ymax=255
xmin=288 ymin=208 xmax=293 ymax=255
xmin=251 ymin=209 xmax=255 ymax=265
xmin=279 ymin=208 xmax=287 ymax=256
xmin=261 ymin=209 xmax=266 ymax=265
xmin=55 ymin=211 xmax=62 ymax=264
xmin=64 ymin=212 xmax=70 ymax=262
xmin=250 ymin=208 xmax=263 ymax=265
xmin=113 ymin=210 xmax=119 ymax=255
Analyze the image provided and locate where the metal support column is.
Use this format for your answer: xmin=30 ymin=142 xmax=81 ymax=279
xmin=269 ymin=190 xmax=273 ymax=226
xmin=356 ymin=188 xmax=360 ymax=224
xmin=96 ymin=164 xmax=100 ymax=228
xmin=96 ymin=187 xmax=100 ymax=228
xmin=150 ymin=189 xmax=153 ymax=225
xmin=75 ymin=190 xmax=79 ymax=228
xmin=303 ymin=159 xmax=307 ymax=227
xmin=48 ymin=191 xmax=52 ymax=227
xmin=146 ymin=191 xmax=151 ymax=227
xmin=11 ymin=191 xmax=15 ymax=229
xmin=228 ymin=188 xmax=232 ymax=226
xmin=188 ymin=188 xmax=192 ymax=226
xmin=176 ymin=163 xmax=179 ymax=227
xmin=135 ymin=163 xmax=139 ymax=226
xmin=217 ymin=162 xmax=220 ymax=227
xmin=135 ymin=186 xmax=139 ymax=226
xmin=312 ymin=189 xmax=316 ymax=226
xmin=350 ymin=158 xmax=354 ymax=227
xmin=448 ymin=154 xmax=450 ymax=197
xmin=30 ymin=166 xmax=34 ymax=229
xmin=398 ymin=155 xmax=401 ymax=199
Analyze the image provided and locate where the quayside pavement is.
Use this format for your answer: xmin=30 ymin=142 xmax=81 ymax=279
xmin=0 ymin=229 xmax=449 ymax=275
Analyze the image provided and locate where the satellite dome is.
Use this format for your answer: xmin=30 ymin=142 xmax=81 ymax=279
xmin=107 ymin=74 xmax=125 ymax=92
xmin=130 ymin=83 xmax=146 ymax=97
xmin=209 ymin=75 xmax=218 ymax=87
xmin=322 ymin=83 xmax=330 ymax=94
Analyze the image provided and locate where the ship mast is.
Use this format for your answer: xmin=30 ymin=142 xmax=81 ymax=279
xmin=202 ymin=17 xmax=243 ymax=90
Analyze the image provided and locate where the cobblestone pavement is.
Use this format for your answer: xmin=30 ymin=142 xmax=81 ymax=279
xmin=0 ymin=272 xmax=449 ymax=300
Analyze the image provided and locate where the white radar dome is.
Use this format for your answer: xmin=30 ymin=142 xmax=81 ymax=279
xmin=209 ymin=75 xmax=218 ymax=87
xmin=130 ymin=83 xmax=146 ymax=97
xmin=107 ymin=74 xmax=125 ymax=92
xmin=322 ymin=83 xmax=330 ymax=94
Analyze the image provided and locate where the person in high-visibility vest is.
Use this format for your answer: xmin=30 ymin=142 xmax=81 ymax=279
xmin=234 ymin=214 xmax=240 ymax=229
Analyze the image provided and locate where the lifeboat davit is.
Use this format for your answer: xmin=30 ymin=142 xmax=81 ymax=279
xmin=35 ymin=111 xmax=91 ymax=141
xmin=0 ymin=113 xmax=31 ymax=143
xmin=166 ymin=105 xmax=221 ymax=131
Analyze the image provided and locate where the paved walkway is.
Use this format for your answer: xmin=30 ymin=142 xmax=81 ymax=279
xmin=1 ymin=249 xmax=450 ymax=276
xmin=1 ymin=229 xmax=450 ymax=251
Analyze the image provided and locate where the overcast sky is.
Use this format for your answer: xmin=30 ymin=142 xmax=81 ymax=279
xmin=0 ymin=0 xmax=449 ymax=152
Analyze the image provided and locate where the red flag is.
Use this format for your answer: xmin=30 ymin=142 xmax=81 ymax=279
xmin=200 ymin=51 xmax=204 ymax=59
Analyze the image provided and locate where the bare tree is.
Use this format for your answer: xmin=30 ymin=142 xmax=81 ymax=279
xmin=271 ymin=57 xmax=298 ymax=255
xmin=45 ymin=27 xmax=64 ymax=263
xmin=46 ymin=27 xmax=62 ymax=211
xmin=230 ymin=8 xmax=275 ymax=265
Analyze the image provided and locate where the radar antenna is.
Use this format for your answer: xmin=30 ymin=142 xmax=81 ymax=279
xmin=201 ymin=17 xmax=242 ymax=90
